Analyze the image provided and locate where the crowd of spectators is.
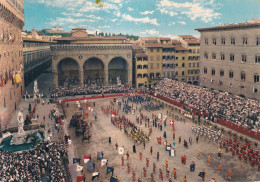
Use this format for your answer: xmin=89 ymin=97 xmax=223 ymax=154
xmin=0 ymin=141 xmax=67 ymax=182
xmin=155 ymin=79 xmax=260 ymax=132
xmin=51 ymin=83 xmax=146 ymax=98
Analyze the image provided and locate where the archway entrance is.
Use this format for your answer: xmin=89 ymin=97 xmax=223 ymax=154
xmin=57 ymin=58 xmax=79 ymax=86
xmin=83 ymin=58 xmax=104 ymax=85
xmin=108 ymin=57 xmax=128 ymax=84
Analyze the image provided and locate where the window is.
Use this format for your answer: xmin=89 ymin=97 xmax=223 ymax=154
xmin=143 ymin=74 xmax=148 ymax=78
xmin=255 ymin=55 xmax=260 ymax=63
xmin=192 ymin=49 xmax=196 ymax=54
xmin=205 ymin=38 xmax=208 ymax=45
xmin=150 ymin=63 xmax=153 ymax=69
xmin=137 ymin=74 xmax=142 ymax=78
xmin=137 ymin=65 xmax=142 ymax=69
xmin=182 ymin=71 xmax=184 ymax=76
xmin=150 ymin=48 xmax=153 ymax=52
xmin=157 ymin=48 xmax=160 ymax=52
xmin=221 ymin=37 xmax=225 ymax=45
xmin=220 ymin=69 xmax=224 ymax=76
xmin=189 ymin=63 xmax=191 ymax=68
xmin=189 ymin=49 xmax=192 ymax=53
xmin=157 ymin=63 xmax=159 ymax=69
xmin=220 ymin=53 xmax=225 ymax=60
xmin=162 ymin=56 xmax=166 ymax=60
xmin=176 ymin=71 xmax=178 ymax=76
xmin=176 ymin=63 xmax=178 ymax=67
xmin=143 ymin=65 xmax=148 ymax=69
xmin=254 ymin=74 xmax=259 ymax=83
xmin=212 ymin=53 xmax=216 ymax=60
xmin=204 ymin=67 xmax=208 ymax=74
xmin=176 ymin=57 xmax=178 ymax=60
xmin=229 ymin=70 xmax=234 ymax=78
xmin=197 ymin=63 xmax=199 ymax=67
xmin=211 ymin=68 xmax=215 ymax=75
xmin=156 ymin=72 xmax=161 ymax=78
xmin=204 ymin=52 xmax=208 ymax=59
xmin=150 ymin=56 xmax=153 ymax=61
xmin=182 ymin=63 xmax=185 ymax=67
xmin=150 ymin=73 xmax=154 ymax=78
xmin=243 ymin=37 xmax=248 ymax=45
xmin=257 ymin=37 xmax=260 ymax=45
xmin=157 ymin=55 xmax=160 ymax=61
xmin=242 ymin=54 xmax=247 ymax=63
xmin=212 ymin=38 xmax=216 ymax=45
xmin=4 ymin=98 xmax=6 ymax=108
xmin=230 ymin=53 xmax=234 ymax=61
xmin=197 ymin=49 xmax=200 ymax=54
xmin=241 ymin=72 xmax=246 ymax=81
xmin=162 ymin=64 xmax=166 ymax=68
xmin=254 ymin=88 xmax=258 ymax=93
xmin=182 ymin=57 xmax=185 ymax=60
xmin=193 ymin=63 xmax=195 ymax=67
xmin=231 ymin=37 xmax=235 ymax=45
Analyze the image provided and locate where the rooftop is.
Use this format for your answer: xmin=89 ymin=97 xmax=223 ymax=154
xmin=54 ymin=36 xmax=127 ymax=41
xmin=196 ymin=21 xmax=260 ymax=32
xmin=22 ymin=37 xmax=53 ymax=43
xmin=174 ymin=46 xmax=188 ymax=51
xmin=144 ymin=43 xmax=162 ymax=48
xmin=179 ymin=35 xmax=197 ymax=39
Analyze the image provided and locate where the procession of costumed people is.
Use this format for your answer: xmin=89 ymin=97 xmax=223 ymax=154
xmin=155 ymin=78 xmax=260 ymax=132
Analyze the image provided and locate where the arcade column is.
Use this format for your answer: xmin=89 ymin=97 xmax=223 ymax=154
xmin=53 ymin=70 xmax=58 ymax=88
xmin=79 ymin=68 xmax=84 ymax=86
xmin=104 ymin=66 xmax=108 ymax=85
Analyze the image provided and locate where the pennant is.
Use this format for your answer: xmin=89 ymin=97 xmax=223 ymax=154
xmin=77 ymin=165 xmax=84 ymax=171
xmin=101 ymin=159 xmax=108 ymax=167
xmin=107 ymin=166 xmax=114 ymax=174
xmin=171 ymin=149 xmax=175 ymax=156
xmin=118 ymin=147 xmax=124 ymax=155
xmin=84 ymin=155 xmax=90 ymax=163
xmin=169 ymin=120 xmax=174 ymax=125
xmin=87 ymin=161 xmax=95 ymax=172
xmin=77 ymin=176 xmax=85 ymax=182
xmin=73 ymin=158 xmax=81 ymax=164
xmin=84 ymin=112 xmax=88 ymax=117
xmin=97 ymin=152 xmax=103 ymax=160
xmin=112 ymin=111 xmax=116 ymax=117
xmin=92 ymin=172 xmax=100 ymax=181
xmin=110 ymin=176 xmax=118 ymax=182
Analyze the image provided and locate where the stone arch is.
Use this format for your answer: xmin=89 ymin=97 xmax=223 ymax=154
xmin=57 ymin=57 xmax=80 ymax=86
xmin=83 ymin=57 xmax=105 ymax=85
xmin=108 ymin=57 xmax=128 ymax=84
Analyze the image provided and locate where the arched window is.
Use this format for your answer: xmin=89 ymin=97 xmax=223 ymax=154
xmin=242 ymin=36 xmax=248 ymax=45
xmin=212 ymin=53 xmax=216 ymax=60
xmin=221 ymin=37 xmax=225 ymax=45
xmin=204 ymin=67 xmax=207 ymax=74
xmin=220 ymin=69 xmax=224 ymax=77
xmin=137 ymin=74 xmax=142 ymax=78
xmin=254 ymin=74 xmax=259 ymax=83
xmin=221 ymin=53 xmax=225 ymax=60
xmin=205 ymin=37 xmax=208 ymax=45
xmin=182 ymin=63 xmax=185 ymax=67
xmin=256 ymin=36 xmax=260 ymax=45
xmin=204 ymin=52 xmax=208 ymax=59
xmin=231 ymin=36 xmax=235 ymax=45
xmin=229 ymin=70 xmax=234 ymax=78
xmin=241 ymin=72 xmax=246 ymax=81
xmin=211 ymin=68 xmax=215 ymax=75
xmin=230 ymin=53 xmax=234 ymax=61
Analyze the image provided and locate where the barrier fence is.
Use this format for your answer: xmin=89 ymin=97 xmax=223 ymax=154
xmin=149 ymin=92 xmax=260 ymax=141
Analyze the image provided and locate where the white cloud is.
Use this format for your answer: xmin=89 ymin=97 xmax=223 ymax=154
xmin=111 ymin=19 xmax=118 ymax=22
xmin=128 ymin=7 xmax=134 ymax=11
xmin=141 ymin=10 xmax=154 ymax=15
xmin=114 ymin=11 xmax=121 ymax=17
xmin=156 ymin=0 xmax=221 ymax=23
xmin=122 ymin=14 xmax=159 ymax=26
xmin=169 ymin=22 xmax=176 ymax=25
xmin=49 ymin=17 xmax=88 ymax=26
xmin=160 ymin=34 xmax=178 ymax=39
xmin=98 ymin=25 xmax=110 ymax=29
xmin=140 ymin=29 xmax=159 ymax=35
xmin=178 ymin=21 xmax=186 ymax=25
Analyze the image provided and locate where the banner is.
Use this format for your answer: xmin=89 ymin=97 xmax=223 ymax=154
xmin=84 ymin=155 xmax=90 ymax=163
xmin=101 ymin=159 xmax=108 ymax=167
xmin=118 ymin=147 xmax=124 ymax=155
xmin=77 ymin=165 xmax=83 ymax=171
xmin=87 ymin=161 xmax=95 ymax=172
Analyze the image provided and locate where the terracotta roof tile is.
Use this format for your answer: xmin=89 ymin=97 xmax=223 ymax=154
xmin=174 ymin=46 xmax=188 ymax=51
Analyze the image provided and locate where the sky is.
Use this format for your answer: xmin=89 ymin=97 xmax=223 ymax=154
xmin=24 ymin=0 xmax=260 ymax=38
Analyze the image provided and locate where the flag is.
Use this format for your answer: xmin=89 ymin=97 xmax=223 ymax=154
xmin=112 ymin=111 xmax=116 ymax=117
xmin=166 ymin=144 xmax=171 ymax=151
xmin=77 ymin=165 xmax=84 ymax=171
xmin=84 ymin=155 xmax=90 ymax=163
xmin=77 ymin=176 xmax=85 ymax=182
xmin=101 ymin=159 xmax=108 ymax=167
xmin=87 ymin=161 xmax=95 ymax=172
xmin=97 ymin=152 xmax=103 ymax=160
xmin=198 ymin=172 xmax=205 ymax=178
xmin=110 ymin=176 xmax=118 ymax=182
xmin=7 ymin=34 xmax=12 ymax=43
xmin=92 ymin=172 xmax=99 ymax=181
xmin=171 ymin=149 xmax=175 ymax=156
xmin=106 ymin=166 xmax=114 ymax=174
xmin=169 ymin=120 xmax=174 ymax=125
xmin=84 ymin=112 xmax=88 ymax=117
xmin=118 ymin=147 xmax=124 ymax=155
xmin=73 ymin=158 xmax=81 ymax=164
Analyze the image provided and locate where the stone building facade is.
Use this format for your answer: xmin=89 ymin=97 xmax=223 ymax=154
xmin=51 ymin=28 xmax=133 ymax=87
xmin=0 ymin=0 xmax=24 ymax=131
xmin=178 ymin=35 xmax=200 ymax=84
xmin=196 ymin=20 xmax=260 ymax=100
